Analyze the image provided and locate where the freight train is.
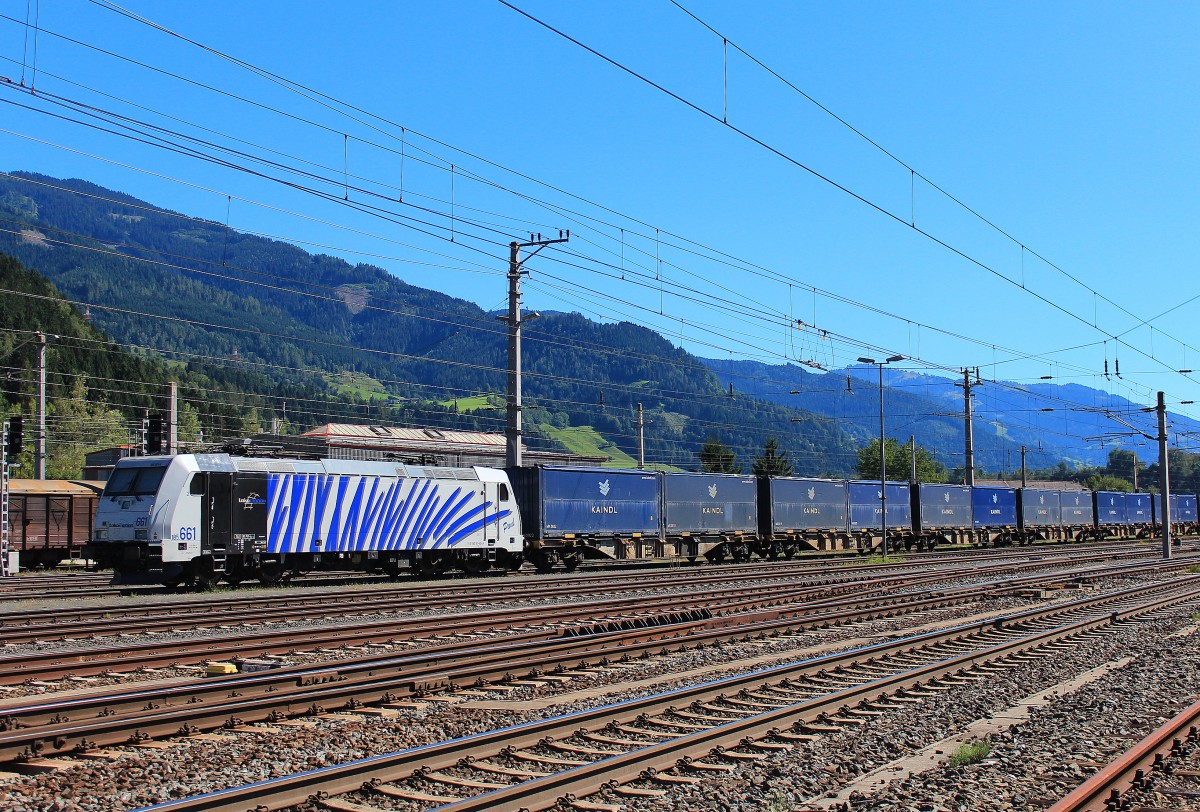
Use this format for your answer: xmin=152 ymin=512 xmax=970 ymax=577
xmin=84 ymin=454 xmax=1198 ymax=587
xmin=5 ymin=480 xmax=103 ymax=569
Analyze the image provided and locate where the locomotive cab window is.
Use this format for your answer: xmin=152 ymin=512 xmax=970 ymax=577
xmin=103 ymin=463 xmax=169 ymax=497
xmin=189 ymin=474 xmax=205 ymax=495
xmin=499 ymin=483 xmax=510 ymax=501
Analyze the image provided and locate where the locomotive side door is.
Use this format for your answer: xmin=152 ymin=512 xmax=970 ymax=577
xmin=484 ymin=481 xmax=500 ymax=552
xmin=199 ymin=472 xmax=233 ymax=570
xmin=231 ymin=473 xmax=268 ymax=556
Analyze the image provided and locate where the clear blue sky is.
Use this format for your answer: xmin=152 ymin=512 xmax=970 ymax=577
xmin=2 ymin=1 xmax=1197 ymax=440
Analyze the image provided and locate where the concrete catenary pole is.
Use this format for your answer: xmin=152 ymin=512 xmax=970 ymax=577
xmin=637 ymin=403 xmax=645 ymax=470
xmin=962 ymin=368 xmax=976 ymax=487
xmin=1157 ymin=391 xmax=1171 ymax=560
xmin=169 ymin=381 xmax=178 ymax=454
xmin=505 ymin=242 xmax=524 ymax=468
xmin=504 ymin=233 xmax=568 ymax=468
xmin=36 ymin=331 xmax=46 ymax=480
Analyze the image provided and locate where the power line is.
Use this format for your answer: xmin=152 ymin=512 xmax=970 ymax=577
xmin=2 ymin=14 xmax=1167 ymax=405
xmin=495 ymin=0 xmax=1199 ymax=392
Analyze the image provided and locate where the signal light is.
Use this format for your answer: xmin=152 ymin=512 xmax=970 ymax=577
xmin=141 ymin=414 xmax=169 ymax=455
xmin=4 ymin=416 xmax=22 ymax=457
xmin=146 ymin=415 xmax=164 ymax=455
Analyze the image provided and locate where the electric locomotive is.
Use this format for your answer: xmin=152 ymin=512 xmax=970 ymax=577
xmin=89 ymin=453 xmax=522 ymax=586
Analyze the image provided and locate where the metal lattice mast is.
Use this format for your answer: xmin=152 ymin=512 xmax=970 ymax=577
xmin=1 ymin=420 xmax=10 ymax=577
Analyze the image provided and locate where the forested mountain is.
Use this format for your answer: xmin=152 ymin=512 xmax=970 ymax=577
xmin=0 ymin=172 xmax=858 ymax=474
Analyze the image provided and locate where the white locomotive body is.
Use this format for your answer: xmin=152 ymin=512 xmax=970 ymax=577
xmin=89 ymin=454 xmax=523 ymax=586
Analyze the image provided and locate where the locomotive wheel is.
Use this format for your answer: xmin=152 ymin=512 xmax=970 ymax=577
xmin=418 ymin=556 xmax=450 ymax=577
xmin=192 ymin=573 xmax=217 ymax=592
xmin=257 ymin=561 xmax=286 ymax=587
xmin=462 ymin=557 xmax=490 ymax=575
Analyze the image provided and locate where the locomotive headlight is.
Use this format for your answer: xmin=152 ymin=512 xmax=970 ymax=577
xmin=135 ymin=530 xmax=149 ymax=540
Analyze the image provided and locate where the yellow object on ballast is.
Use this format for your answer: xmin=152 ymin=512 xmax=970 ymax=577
xmin=206 ymin=662 xmax=238 ymax=677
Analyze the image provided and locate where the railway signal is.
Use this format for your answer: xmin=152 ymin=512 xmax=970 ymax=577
xmin=146 ymin=414 xmax=166 ymax=455
xmin=3 ymin=416 xmax=21 ymax=457
xmin=1 ymin=417 xmax=14 ymax=577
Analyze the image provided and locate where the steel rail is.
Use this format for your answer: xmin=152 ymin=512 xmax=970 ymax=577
xmin=2 ymin=545 xmax=1182 ymax=648
xmin=0 ymin=575 xmax=999 ymax=759
xmin=126 ymin=579 xmax=1200 ymax=812
xmin=5 ymin=549 xmax=1181 ymax=681
xmin=1 ymin=558 xmax=1191 ymax=761
xmin=0 ymin=538 xmax=1169 ymax=619
xmin=1048 ymin=697 xmax=1200 ymax=812
xmin=1 ymin=555 xmax=1179 ymax=723
xmin=0 ymin=574 xmax=879 ymax=683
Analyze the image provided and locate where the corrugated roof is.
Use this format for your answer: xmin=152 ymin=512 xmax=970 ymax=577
xmin=303 ymin=424 xmax=508 ymax=447
xmin=8 ymin=479 xmax=105 ymax=496
xmin=975 ymin=479 xmax=1086 ymax=490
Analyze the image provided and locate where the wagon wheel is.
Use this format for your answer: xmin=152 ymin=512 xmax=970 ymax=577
xmin=533 ymin=548 xmax=558 ymax=574
xmin=561 ymin=551 xmax=581 ymax=572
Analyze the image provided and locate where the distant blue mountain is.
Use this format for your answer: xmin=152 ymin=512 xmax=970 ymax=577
xmin=702 ymin=359 xmax=1195 ymax=473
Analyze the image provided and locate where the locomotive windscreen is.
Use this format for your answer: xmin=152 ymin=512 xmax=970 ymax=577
xmin=102 ymin=462 xmax=169 ymax=497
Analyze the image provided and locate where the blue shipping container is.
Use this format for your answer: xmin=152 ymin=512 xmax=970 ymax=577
xmin=514 ymin=467 xmax=661 ymax=538
xmin=663 ymin=473 xmax=757 ymax=534
xmin=766 ymin=477 xmax=849 ymax=533
xmin=1126 ymin=493 xmax=1152 ymax=523
xmin=972 ymin=486 xmax=1017 ymax=528
xmin=1171 ymin=494 xmax=1198 ymax=524
xmin=916 ymin=484 xmax=973 ymax=529
xmin=1059 ymin=490 xmax=1094 ymax=525
xmin=1021 ymin=489 xmax=1061 ymax=527
xmin=849 ymin=481 xmax=911 ymax=532
xmin=1095 ymin=491 xmax=1128 ymax=525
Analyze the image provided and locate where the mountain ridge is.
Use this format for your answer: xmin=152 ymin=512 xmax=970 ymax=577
xmin=0 ymin=171 xmax=855 ymax=473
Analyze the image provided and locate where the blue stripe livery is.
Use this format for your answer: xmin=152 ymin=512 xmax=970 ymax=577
xmin=265 ymin=474 xmax=503 ymax=553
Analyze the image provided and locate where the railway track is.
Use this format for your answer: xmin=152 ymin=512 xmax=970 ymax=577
xmin=0 ymin=537 xmax=1182 ymax=606
xmin=0 ymin=556 xmax=1191 ymax=764
xmin=0 ymin=541 xmax=1175 ymax=640
xmin=1 ymin=549 xmax=1187 ymax=686
xmin=1048 ymin=697 xmax=1200 ymax=812
xmin=114 ymin=576 xmax=1200 ymax=812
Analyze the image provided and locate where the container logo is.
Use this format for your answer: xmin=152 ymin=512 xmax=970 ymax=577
xmin=807 ymin=487 xmax=816 ymax=500
xmin=944 ymin=492 xmax=951 ymax=503
xmin=1039 ymin=495 xmax=1045 ymax=505
xmin=708 ymin=484 xmax=718 ymax=499
xmin=992 ymin=494 xmax=998 ymax=504
xmin=598 ymin=479 xmax=611 ymax=496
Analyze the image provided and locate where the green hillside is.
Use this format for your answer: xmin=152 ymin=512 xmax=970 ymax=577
xmin=0 ymin=172 xmax=860 ymax=473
